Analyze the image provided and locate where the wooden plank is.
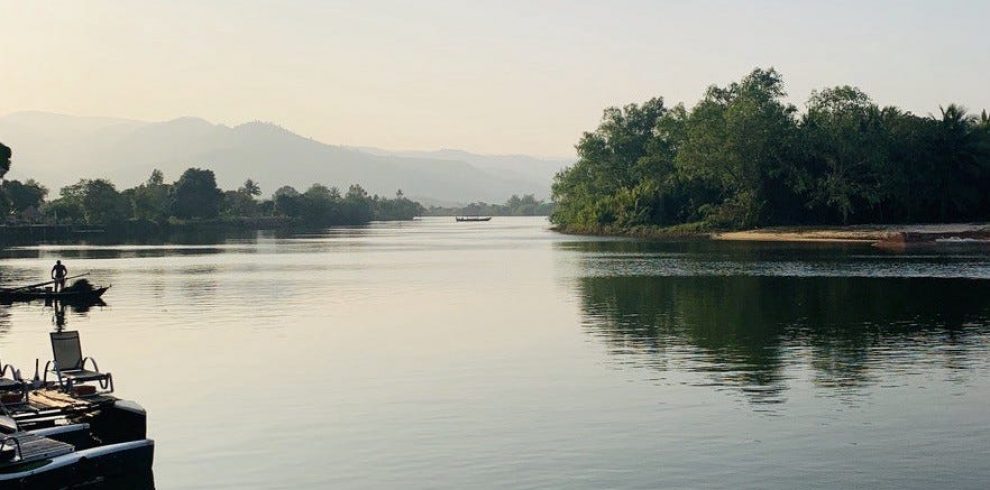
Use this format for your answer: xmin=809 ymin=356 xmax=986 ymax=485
xmin=28 ymin=389 xmax=90 ymax=409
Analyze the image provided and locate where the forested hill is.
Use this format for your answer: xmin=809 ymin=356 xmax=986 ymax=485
xmin=551 ymin=68 xmax=990 ymax=233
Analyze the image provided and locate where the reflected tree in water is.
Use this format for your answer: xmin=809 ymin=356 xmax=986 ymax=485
xmin=578 ymin=274 xmax=990 ymax=405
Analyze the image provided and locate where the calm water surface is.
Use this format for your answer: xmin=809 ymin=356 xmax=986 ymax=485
xmin=1 ymin=217 xmax=989 ymax=489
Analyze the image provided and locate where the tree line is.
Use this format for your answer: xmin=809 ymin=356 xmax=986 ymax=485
xmin=0 ymin=147 xmax=424 ymax=227
xmin=426 ymin=194 xmax=553 ymax=217
xmin=551 ymin=68 xmax=990 ymax=232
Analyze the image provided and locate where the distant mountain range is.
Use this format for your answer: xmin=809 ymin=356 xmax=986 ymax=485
xmin=0 ymin=111 xmax=572 ymax=204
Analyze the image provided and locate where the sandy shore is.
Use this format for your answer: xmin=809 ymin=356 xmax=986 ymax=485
xmin=714 ymin=223 xmax=990 ymax=245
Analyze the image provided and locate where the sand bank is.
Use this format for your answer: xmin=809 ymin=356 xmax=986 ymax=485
xmin=714 ymin=223 xmax=990 ymax=246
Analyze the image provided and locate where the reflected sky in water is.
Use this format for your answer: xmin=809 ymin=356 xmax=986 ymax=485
xmin=1 ymin=218 xmax=989 ymax=489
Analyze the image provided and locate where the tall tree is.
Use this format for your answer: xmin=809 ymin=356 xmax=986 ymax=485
xmin=0 ymin=142 xmax=10 ymax=181
xmin=171 ymin=168 xmax=222 ymax=219
xmin=239 ymin=179 xmax=262 ymax=197
xmin=2 ymin=179 xmax=48 ymax=212
xmin=928 ymin=105 xmax=990 ymax=220
xmin=551 ymin=98 xmax=668 ymax=228
xmin=273 ymin=185 xmax=302 ymax=217
xmin=54 ymin=179 xmax=129 ymax=224
xmin=676 ymin=68 xmax=799 ymax=227
xmin=799 ymin=86 xmax=886 ymax=223
xmin=131 ymin=169 xmax=172 ymax=222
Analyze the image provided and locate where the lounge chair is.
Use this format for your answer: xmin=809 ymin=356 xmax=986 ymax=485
xmin=44 ymin=331 xmax=114 ymax=393
xmin=0 ymin=363 xmax=26 ymax=405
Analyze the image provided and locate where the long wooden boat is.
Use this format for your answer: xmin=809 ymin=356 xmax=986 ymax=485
xmin=0 ymin=286 xmax=110 ymax=303
xmin=455 ymin=216 xmax=492 ymax=222
xmin=2 ymin=390 xmax=153 ymax=487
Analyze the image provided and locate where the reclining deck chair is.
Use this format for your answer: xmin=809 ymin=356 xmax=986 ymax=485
xmin=45 ymin=331 xmax=113 ymax=393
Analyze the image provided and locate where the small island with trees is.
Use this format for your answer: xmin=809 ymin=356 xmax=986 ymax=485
xmin=551 ymin=68 xmax=990 ymax=243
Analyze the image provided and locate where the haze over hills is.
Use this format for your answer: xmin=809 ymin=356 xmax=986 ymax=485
xmin=354 ymin=147 xmax=566 ymax=194
xmin=0 ymin=111 xmax=571 ymax=204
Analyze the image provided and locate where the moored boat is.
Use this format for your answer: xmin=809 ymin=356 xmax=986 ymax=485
xmin=0 ymin=433 xmax=153 ymax=488
xmin=0 ymin=286 xmax=110 ymax=303
xmin=0 ymin=392 xmax=153 ymax=489
xmin=0 ymin=330 xmax=153 ymax=488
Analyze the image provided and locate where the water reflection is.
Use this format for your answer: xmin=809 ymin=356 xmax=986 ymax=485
xmin=0 ymin=308 xmax=9 ymax=338
xmin=0 ymin=292 xmax=108 ymax=341
xmin=578 ymin=275 xmax=990 ymax=406
xmin=560 ymin=239 xmax=990 ymax=279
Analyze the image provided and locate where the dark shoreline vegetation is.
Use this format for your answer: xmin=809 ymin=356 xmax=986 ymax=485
xmin=0 ymin=137 xmax=433 ymax=241
xmin=551 ymin=68 xmax=990 ymax=236
xmin=425 ymin=194 xmax=553 ymax=217
xmin=0 ymin=141 xmax=558 ymax=245
xmin=0 ymin=167 xmax=424 ymax=227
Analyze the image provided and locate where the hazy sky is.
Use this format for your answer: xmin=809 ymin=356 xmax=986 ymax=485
xmin=3 ymin=0 xmax=989 ymax=157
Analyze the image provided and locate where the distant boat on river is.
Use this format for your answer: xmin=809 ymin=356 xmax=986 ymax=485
xmin=455 ymin=216 xmax=492 ymax=222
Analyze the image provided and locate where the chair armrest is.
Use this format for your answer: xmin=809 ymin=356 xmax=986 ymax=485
xmin=43 ymin=360 xmax=60 ymax=384
xmin=81 ymin=357 xmax=101 ymax=373
xmin=0 ymin=436 xmax=22 ymax=460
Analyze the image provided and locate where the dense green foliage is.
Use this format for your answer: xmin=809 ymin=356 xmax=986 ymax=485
xmin=171 ymin=168 xmax=223 ymax=219
xmin=0 ymin=142 xmax=49 ymax=219
xmin=272 ymin=185 xmax=423 ymax=225
xmin=55 ymin=179 xmax=131 ymax=224
xmin=0 ymin=179 xmax=47 ymax=216
xmin=0 ymin=138 xmax=423 ymax=227
xmin=551 ymin=69 xmax=990 ymax=231
xmin=427 ymin=194 xmax=553 ymax=216
xmin=37 ymin=171 xmax=425 ymax=226
xmin=0 ymin=159 xmax=423 ymax=228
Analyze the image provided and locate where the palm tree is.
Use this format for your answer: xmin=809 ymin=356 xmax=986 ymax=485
xmin=239 ymin=179 xmax=261 ymax=197
xmin=932 ymin=105 xmax=985 ymax=219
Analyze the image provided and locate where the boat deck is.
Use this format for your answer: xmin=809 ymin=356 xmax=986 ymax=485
xmin=9 ymin=389 xmax=117 ymax=425
xmin=4 ymin=432 xmax=74 ymax=461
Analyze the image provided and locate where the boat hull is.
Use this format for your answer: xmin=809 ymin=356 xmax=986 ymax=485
xmin=0 ymin=286 xmax=109 ymax=304
xmin=0 ymin=439 xmax=154 ymax=489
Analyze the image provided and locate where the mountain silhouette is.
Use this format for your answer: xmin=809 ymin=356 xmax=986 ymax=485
xmin=0 ymin=111 xmax=570 ymax=203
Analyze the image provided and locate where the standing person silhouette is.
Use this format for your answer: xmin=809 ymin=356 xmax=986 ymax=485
xmin=51 ymin=260 xmax=68 ymax=293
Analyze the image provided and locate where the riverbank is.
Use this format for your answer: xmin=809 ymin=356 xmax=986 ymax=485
xmin=0 ymin=215 xmax=429 ymax=246
xmin=554 ymin=222 xmax=990 ymax=247
xmin=551 ymin=222 xmax=712 ymax=239
xmin=0 ymin=217 xmax=294 ymax=245
xmin=714 ymin=223 xmax=990 ymax=247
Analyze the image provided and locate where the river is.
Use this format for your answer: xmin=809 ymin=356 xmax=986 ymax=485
xmin=1 ymin=216 xmax=989 ymax=489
